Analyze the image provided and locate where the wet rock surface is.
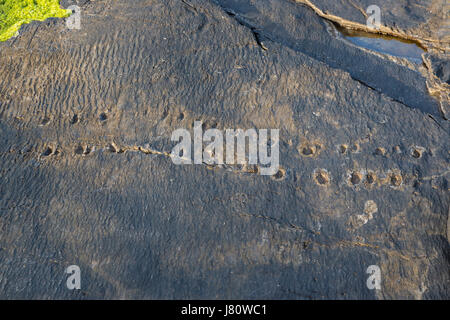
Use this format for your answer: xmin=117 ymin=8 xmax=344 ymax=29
xmin=0 ymin=0 xmax=448 ymax=299
xmin=296 ymin=0 xmax=449 ymax=44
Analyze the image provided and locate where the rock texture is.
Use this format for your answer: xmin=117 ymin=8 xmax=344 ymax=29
xmin=0 ymin=0 xmax=448 ymax=299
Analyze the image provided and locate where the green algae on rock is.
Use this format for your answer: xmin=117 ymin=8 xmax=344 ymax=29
xmin=0 ymin=0 xmax=71 ymax=42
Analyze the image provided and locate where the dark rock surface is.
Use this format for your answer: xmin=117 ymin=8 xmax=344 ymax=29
xmin=0 ymin=0 xmax=448 ymax=299
xmin=426 ymin=53 xmax=450 ymax=84
xmin=297 ymin=0 xmax=449 ymax=44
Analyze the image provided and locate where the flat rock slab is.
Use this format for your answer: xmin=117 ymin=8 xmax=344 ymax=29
xmin=0 ymin=0 xmax=448 ymax=299
xmin=298 ymin=0 xmax=449 ymax=44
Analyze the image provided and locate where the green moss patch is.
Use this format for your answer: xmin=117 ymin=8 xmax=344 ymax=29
xmin=0 ymin=0 xmax=71 ymax=42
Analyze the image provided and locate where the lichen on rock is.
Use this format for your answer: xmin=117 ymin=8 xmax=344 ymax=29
xmin=0 ymin=0 xmax=70 ymax=42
